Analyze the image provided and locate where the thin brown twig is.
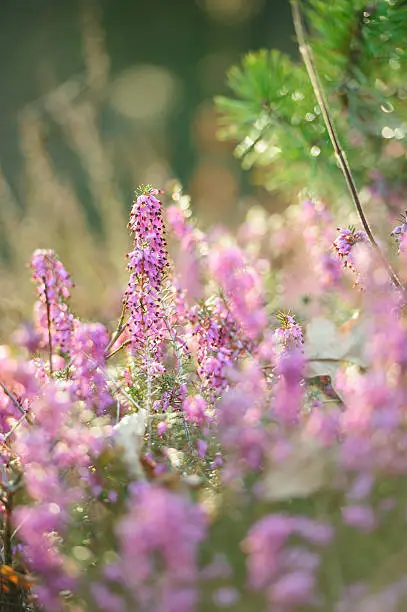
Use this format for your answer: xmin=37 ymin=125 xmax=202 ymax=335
xmin=290 ymin=0 xmax=403 ymax=290
xmin=3 ymin=413 xmax=32 ymax=443
xmin=105 ymin=339 xmax=132 ymax=361
xmin=0 ymin=380 xmax=33 ymax=427
xmin=0 ymin=380 xmax=25 ymax=417
xmin=105 ymin=301 xmax=128 ymax=354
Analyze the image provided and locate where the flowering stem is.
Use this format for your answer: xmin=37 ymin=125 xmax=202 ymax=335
xmin=290 ymin=0 xmax=403 ymax=290
xmin=42 ymin=275 xmax=54 ymax=374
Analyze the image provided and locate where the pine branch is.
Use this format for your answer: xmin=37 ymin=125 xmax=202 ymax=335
xmin=291 ymin=0 xmax=403 ymax=290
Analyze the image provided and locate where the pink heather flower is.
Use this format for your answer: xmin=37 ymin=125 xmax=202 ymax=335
xmin=244 ymin=514 xmax=332 ymax=611
xmin=71 ymin=322 xmax=112 ymax=415
xmin=12 ymin=322 xmax=43 ymax=354
xmin=197 ymin=439 xmax=207 ymax=458
xmin=217 ymin=361 xmax=269 ymax=479
xmin=157 ymin=421 xmax=167 ymax=436
xmin=341 ymin=505 xmax=376 ymax=532
xmin=208 ymin=245 xmax=268 ymax=340
xmin=124 ymin=187 xmax=168 ymax=367
xmin=272 ymin=350 xmax=305 ymax=426
xmin=117 ymin=483 xmax=207 ymax=612
xmin=391 ymin=213 xmax=407 ymax=251
xmin=333 ymin=227 xmax=369 ymax=279
xmin=274 ymin=313 xmax=304 ymax=353
xmin=212 ymin=587 xmax=239 ymax=607
xmin=192 ymin=298 xmax=247 ymax=398
xmin=14 ymin=380 xmax=108 ymax=609
xmin=90 ymin=584 xmax=126 ymax=612
xmin=300 ymin=200 xmax=342 ymax=289
xmin=31 ymin=249 xmax=74 ymax=356
xmin=271 ymin=571 xmax=316 ymax=607
xmin=183 ymin=394 xmax=208 ymax=427
xmin=166 ymin=205 xmax=203 ymax=302
xmin=333 ymin=227 xmax=368 ymax=258
xmin=305 ymin=405 xmax=340 ymax=446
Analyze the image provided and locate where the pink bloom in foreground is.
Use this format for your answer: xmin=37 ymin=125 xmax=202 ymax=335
xmin=244 ymin=514 xmax=332 ymax=611
xmin=116 ymin=483 xmax=207 ymax=612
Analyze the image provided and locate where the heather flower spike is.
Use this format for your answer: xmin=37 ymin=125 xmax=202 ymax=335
xmin=274 ymin=311 xmax=304 ymax=352
xmin=333 ymin=226 xmax=369 ymax=281
xmin=124 ymin=186 xmax=169 ymax=367
xmin=30 ymin=249 xmax=75 ymax=369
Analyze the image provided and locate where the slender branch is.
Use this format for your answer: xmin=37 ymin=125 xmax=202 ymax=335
xmin=4 ymin=412 xmax=32 ymax=443
xmin=307 ymin=356 xmax=366 ymax=369
xmin=105 ymin=301 xmax=128 ymax=354
xmin=290 ymin=0 xmax=402 ymax=290
xmin=42 ymin=275 xmax=54 ymax=374
xmin=105 ymin=339 xmax=131 ymax=361
xmin=0 ymin=380 xmax=25 ymax=417
xmin=0 ymin=380 xmax=33 ymax=426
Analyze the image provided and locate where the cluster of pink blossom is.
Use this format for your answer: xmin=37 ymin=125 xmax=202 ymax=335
xmin=31 ymin=250 xmax=75 ymax=360
xmin=391 ymin=213 xmax=407 ymax=251
xmin=115 ymin=483 xmax=207 ymax=612
xmin=208 ymin=244 xmax=268 ymax=340
xmin=190 ymin=298 xmax=248 ymax=397
xmin=14 ymin=379 xmax=107 ymax=610
xmin=333 ymin=226 xmax=369 ymax=280
xmin=274 ymin=312 xmax=304 ymax=353
xmin=166 ymin=203 xmax=203 ymax=303
xmin=71 ymin=322 xmax=112 ymax=414
xmin=299 ymin=200 xmax=342 ymax=289
xmin=4 ymin=181 xmax=407 ymax=612
xmin=243 ymin=514 xmax=333 ymax=611
xmin=124 ymin=187 xmax=169 ymax=369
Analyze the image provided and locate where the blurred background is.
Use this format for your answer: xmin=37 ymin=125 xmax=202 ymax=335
xmin=0 ymin=0 xmax=294 ymax=336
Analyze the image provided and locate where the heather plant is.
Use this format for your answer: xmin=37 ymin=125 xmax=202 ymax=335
xmin=1 ymin=2 xmax=407 ymax=612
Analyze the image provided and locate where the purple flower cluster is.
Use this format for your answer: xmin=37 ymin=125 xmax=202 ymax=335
xmin=274 ymin=313 xmax=304 ymax=353
xmin=208 ymin=244 xmax=268 ymax=340
xmin=5 ymin=182 xmax=407 ymax=612
xmin=115 ymin=483 xmax=207 ymax=612
xmin=191 ymin=298 xmax=247 ymax=397
xmin=124 ymin=188 xmax=169 ymax=367
xmin=333 ymin=227 xmax=369 ymax=280
xmin=71 ymin=322 xmax=112 ymax=414
xmin=14 ymin=381 xmax=106 ymax=610
xmin=300 ymin=200 xmax=341 ymax=289
xmin=31 ymin=249 xmax=75 ymax=356
xmin=244 ymin=514 xmax=333 ymax=611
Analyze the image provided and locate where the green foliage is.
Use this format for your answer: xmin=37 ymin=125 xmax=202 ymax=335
xmin=216 ymin=0 xmax=407 ymax=201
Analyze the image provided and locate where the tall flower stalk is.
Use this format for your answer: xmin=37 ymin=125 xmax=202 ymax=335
xmin=30 ymin=250 xmax=75 ymax=371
